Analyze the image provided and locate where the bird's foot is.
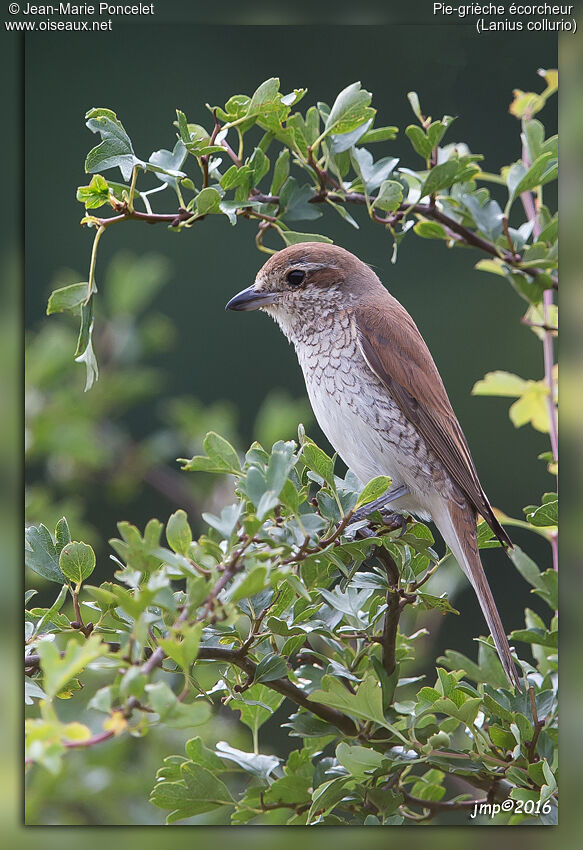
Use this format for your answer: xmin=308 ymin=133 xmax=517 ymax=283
xmin=377 ymin=510 xmax=409 ymax=538
xmin=344 ymin=485 xmax=410 ymax=539
xmin=350 ymin=483 xmax=409 ymax=525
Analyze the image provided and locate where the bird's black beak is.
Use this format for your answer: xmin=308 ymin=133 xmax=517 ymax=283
xmin=225 ymin=285 xmax=278 ymax=312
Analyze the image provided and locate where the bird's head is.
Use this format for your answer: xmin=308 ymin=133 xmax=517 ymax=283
xmin=225 ymin=243 xmax=379 ymax=334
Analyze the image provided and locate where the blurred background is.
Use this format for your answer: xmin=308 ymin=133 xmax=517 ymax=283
xmin=11 ymin=0 xmax=570 ymax=835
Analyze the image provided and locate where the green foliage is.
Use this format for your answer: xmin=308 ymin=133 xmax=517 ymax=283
xmin=54 ymin=74 xmax=556 ymax=391
xmin=25 ymin=432 xmax=558 ymax=825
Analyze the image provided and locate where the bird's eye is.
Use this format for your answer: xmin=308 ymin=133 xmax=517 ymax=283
xmin=286 ymin=269 xmax=306 ymax=287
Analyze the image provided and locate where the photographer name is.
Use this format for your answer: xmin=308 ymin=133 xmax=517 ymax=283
xmin=19 ymin=3 xmax=155 ymax=15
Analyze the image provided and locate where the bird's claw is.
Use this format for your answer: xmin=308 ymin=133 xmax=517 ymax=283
xmin=350 ymin=483 xmax=409 ymax=525
xmin=378 ymin=510 xmax=408 ymax=537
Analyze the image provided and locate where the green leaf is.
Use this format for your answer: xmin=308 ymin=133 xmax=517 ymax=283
xmin=185 ymin=737 xmax=226 ymax=772
xmin=38 ymin=635 xmax=106 ymax=699
xmin=509 ymin=546 xmax=557 ymax=610
xmin=351 ymin=147 xmax=399 ymax=194
xmin=47 ymin=282 xmax=89 ymax=316
xmin=329 ymin=118 xmax=373 ymax=153
xmin=261 ymin=749 xmax=314 ymax=808
xmin=227 ymin=565 xmax=268 ymax=603
xmin=372 ymin=180 xmax=403 ymax=212
xmin=508 ymin=383 xmax=550 ymax=432
xmin=355 ymin=476 xmax=390 ymax=509
xmin=254 ymin=653 xmax=288 ymax=683
xmin=73 ymin=298 xmax=98 ymax=391
xmin=407 ymin=91 xmax=423 ymax=122
xmin=324 ymin=82 xmax=375 ymax=137
xmin=524 ymin=495 xmax=557 ymax=527
xmin=308 ymin=776 xmax=351 ymax=823
xmin=151 ymin=761 xmax=234 ymax=822
xmin=147 ymin=140 xmax=187 ymax=187
xmin=534 ymin=570 xmax=558 ymax=610
xmin=29 ymin=584 xmax=69 ymax=632
xmin=166 ymin=509 xmax=193 ymax=556
xmin=432 ymin=694 xmax=482 ymax=727
xmin=414 ymin=221 xmax=449 ymax=240
xmin=74 ymin=333 xmax=99 ymax=393
xmin=215 ymin=741 xmax=280 ymax=779
xmin=509 ymin=627 xmax=557 ymax=648
xmin=270 ymin=149 xmax=290 ymax=195
xmin=231 ymin=683 xmax=284 ymax=735
xmin=85 ymin=107 xmax=143 ymax=181
xmin=119 ymin=667 xmax=147 ymax=701
xmin=427 ymin=118 xmax=454 ymax=148
xmin=421 ymin=159 xmax=459 ymax=196
xmin=247 ymin=77 xmax=281 ymax=117
xmin=512 ymin=151 xmax=557 ymax=198
xmin=405 ymin=125 xmax=432 ymax=159
xmin=203 ymin=503 xmax=242 ymax=539
xmin=54 ymin=517 xmax=72 ymax=555
xmin=325 ymin=198 xmax=359 ymax=229
xmin=76 ymin=174 xmax=111 ymax=209
xmin=25 ymin=524 xmax=66 ymax=584
xmin=146 ymin=681 xmax=211 ymax=729
xmin=25 ymin=679 xmax=48 ymax=705
xmin=220 ymin=164 xmax=252 ymax=191
xmin=59 ymin=541 xmax=96 ymax=584
xmin=461 ymin=193 xmax=504 ymax=240
xmin=474 ymin=258 xmax=507 ymax=278
xmin=522 ymin=118 xmax=545 ymax=162
xmin=336 ymin=742 xmax=387 ymax=780
xmin=279 ymin=229 xmax=333 ymax=247
xmin=309 ymin=675 xmax=407 ymax=740
xmin=182 ymin=760 xmax=235 ymax=805
xmin=195 ymin=187 xmax=222 ymax=215
xmin=280 ymin=179 xmax=322 ymax=221
xmin=158 ymin=622 xmax=202 ymax=672
xmin=472 ymin=371 xmax=527 ymax=397
xmin=435 ymin=650 xmax=483 ymax=685
xmin=416 ymin=592 xmax=459 ymax=616
xmin=302 ymin=442 xmax=336 ymax=489
xmin=109 ymin=518 xmax=163 ymax=573
xmin=360 ymin=126 xmax=399 ymax=144
xmin=509 ymin=545 xmax=543 ymax=587
xmin=247 ymin=147 xmax=270 ymax=187
xmin=180 ymin=431 xmax=241 ymax=475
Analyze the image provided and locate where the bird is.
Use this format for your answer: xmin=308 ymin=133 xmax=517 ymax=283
xmin=225 ymin=242 xmax=520 ymax=689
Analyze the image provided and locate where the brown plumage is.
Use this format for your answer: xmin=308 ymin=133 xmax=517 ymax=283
xmin=355 ymin=301 xmax=512 ymax=548
xmin=226 ymin=242 xmax=520 ymax=688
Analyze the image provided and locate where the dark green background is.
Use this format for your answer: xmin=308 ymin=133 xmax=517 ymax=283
xmin=25 ymin=19 xmax=556 ymax=646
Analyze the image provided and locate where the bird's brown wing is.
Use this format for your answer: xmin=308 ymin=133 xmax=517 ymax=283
xmin=354 ymin=301 xmax=512 ymax=547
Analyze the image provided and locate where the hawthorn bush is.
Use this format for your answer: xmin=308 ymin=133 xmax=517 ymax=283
xmin=25 ymin=72 xmax=558 ymax=825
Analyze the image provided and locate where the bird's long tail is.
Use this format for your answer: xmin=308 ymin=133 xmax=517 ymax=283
xmin=435 ymin=501 xmax=521 ymax=690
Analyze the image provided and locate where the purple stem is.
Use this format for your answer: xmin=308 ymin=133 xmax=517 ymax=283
xmin=521 ymin=145 xmax=558 ymax=572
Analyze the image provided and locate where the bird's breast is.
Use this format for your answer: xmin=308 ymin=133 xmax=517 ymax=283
xmin=291 ymin=312 xmax=450 ymax=511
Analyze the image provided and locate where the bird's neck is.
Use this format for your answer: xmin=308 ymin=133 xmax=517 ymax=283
xmin=264 ymin=297 xmax=348 ymax=348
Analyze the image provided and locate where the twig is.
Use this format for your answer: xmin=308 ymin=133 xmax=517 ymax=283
xmin=399 ymin=785 xmax=489 ymax=818
xmin=63 ymin=729 xmax=115 ymax=750
xmin=382 ymin=587 xmax=400 ymax=677
xmin=307 ymin=145 xmax=328 ymax=195
xmin=196 ymin=646 xmax=357 ymax=736
xmin=93 ymin=207 xmax=192 ymax=228
xmin=502 ymin=216 xmax=517 ymax=256
xmin=526 ymin=685 xmax=546 ymax=763
xmin=198 ymin=535 xmax=253 ymax=622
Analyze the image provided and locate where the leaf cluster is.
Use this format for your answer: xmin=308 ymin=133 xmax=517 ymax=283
xmin=26 ymin=431 xmax=557 ymax=825
xmin=49 ymin=75 xmax=556 ymax=390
